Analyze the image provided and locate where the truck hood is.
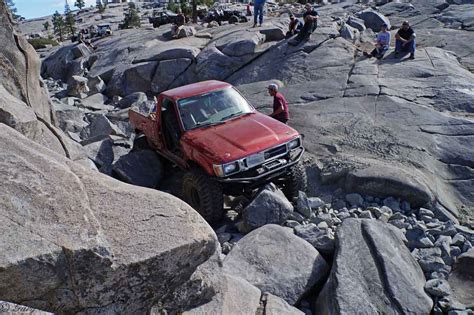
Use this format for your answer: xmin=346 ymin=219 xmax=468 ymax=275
xmin=182 ymin=112 xmax=299 ymax=163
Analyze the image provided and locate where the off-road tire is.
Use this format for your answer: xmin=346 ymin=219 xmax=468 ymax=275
xmin=283 ymin=161 xmax=308 ymax=201
xmin=183 ymin=170 xmax=224 ymax=222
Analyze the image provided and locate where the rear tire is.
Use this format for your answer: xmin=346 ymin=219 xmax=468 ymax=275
xmin=183 ymin=170 xmax=224 ymax=222
xmin=283 ymin=161 xmax=308 ymax=201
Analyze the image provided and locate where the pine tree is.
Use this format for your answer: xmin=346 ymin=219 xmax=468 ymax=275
xmin=65 ymin=11 xmax=76 ymax=36
xmin=74 ymin=0 xmax=85 ymax=10
xmin=121 ymin=2 xmax=141 ymax=29
xmin=64 ymin=0 xmax=71 ymax=13
xmin=5 ymin=0 xmax=22 ymax=20
xmin=43 ymin=21 xmax=50 ymax=31
xmin=52 ymin=11 xmax=65 ymax=41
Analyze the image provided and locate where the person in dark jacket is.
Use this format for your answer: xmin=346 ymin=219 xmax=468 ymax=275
xmin=268 ymin=84 xmax=289 ymax=124
xmin=289 ymin=3 xmax=318 ymax=45
xmin=286 ymin=14 xmax=303 ymax=37
xmin=395 ymin=20 xmax=416 ymax=59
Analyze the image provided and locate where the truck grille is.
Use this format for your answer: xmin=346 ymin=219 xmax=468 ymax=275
xmin=263 ymin=144 xmax=287 ymax=161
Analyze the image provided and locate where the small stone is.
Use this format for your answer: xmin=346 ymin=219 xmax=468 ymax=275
xmin=383 ymin=197 xmax=401 ymax=212
xmin=379 ymin=212 xmax=391 ymax=223
xmin=390 ymin=219 xmax=409 ymax=229
xmin=217 ymin=233 xmax=232 ymax=244
xmin=390 ymin=212 xmax=405 ymax=221
xmin=425 ymin=279 xmax=452 ymax=297
xmin=462 ymin=240 xmax=473 ymax=253
xmin=421 ymin=215 xmax=436 ymax=223
xmin=417 ymin=237 xmax=435 ymax=248
xmin=440 ymin=223 xmax=458 ymax=237
xmin=401 ymin=201 xmax=411 ymax=212
xmin=284 ymin=220 xmax=301 ymax=228
xmin=345 ymin=193 xmax=364 ymax=207
xmin=452 ymin=234 xmax=466 ymax=247
xmin=331 ymin=199 xmax=346 ymax=210
xmin=450 ymin=246 xmax=462 ymax=257
xmin=222 ymin=242 xmax=233 ymax=254
xmin=296 ymin=191 xmax=312 ymax=218
xmin=337 ymin=212 xmax=351 ymax=220
xmin=430 ymin=271 xmax=449 ymax=280
xmin=359 ymin=210 xmax=373 ymax=219
xmin=418 ymin=256 xmax=446 ymax=273
xmin=309 ymin=197 xmax=325 ymax=210
xmin=317 ymin=221 xmax=329 ymax=230
xmin=419 ymin=208 xmax=435 ymax=217
xmin=367 ymin=207 xmax=382 ymax=218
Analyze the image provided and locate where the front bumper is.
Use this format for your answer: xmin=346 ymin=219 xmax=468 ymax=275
xmin=215 ymin=147 xmax=304 ymax=184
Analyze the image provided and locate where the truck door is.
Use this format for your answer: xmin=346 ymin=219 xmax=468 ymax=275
xmin=160 ymin=97 xmax=187 ymax=167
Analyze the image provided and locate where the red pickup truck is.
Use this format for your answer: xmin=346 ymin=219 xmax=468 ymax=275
xmin=129 ymin=80 xmax=307 ymax=222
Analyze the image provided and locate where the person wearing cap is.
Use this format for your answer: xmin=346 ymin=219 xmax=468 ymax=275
xmin=395 ymin=20 xmax=416 ymax=59
xmin=268 ymin=84 xmax=289 ymax=124
xmin=289 ymin=4 xmax=318 ymax=45
xmin=287 ymin=14 xmax=303 ymax=37
xmin=253 ymin=0 xmax=266 ymax=27
xmin=363 ymin=23 xmax=390 ymax=59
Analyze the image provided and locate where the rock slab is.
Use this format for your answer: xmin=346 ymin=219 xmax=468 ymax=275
xmin=223 ymin=224 xmax=329 ymax=305
xmin=314 ymin=218 xmax=433 ymax=314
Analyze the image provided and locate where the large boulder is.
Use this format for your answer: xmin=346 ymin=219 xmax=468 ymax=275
xmin=448 ymin=249 xmax=474 ymax=308
xmin=357 ymin=10 xmax=391 ymax=32
xmin=241 ymin=183 xmax=294 ymax=233
xmin=151 ymin=58 xmax=193 ymax=93
xmin=0 ymin=123 xmax=217 ymax=313
xmin=41 ymin=43 xmax=92 ymax=82
xmin=314 ymin=219 xmax=433 ymax=314
xmin=223 ymin=224 xmax=329 ymax=305
xmin=177 ymin=26 xmax=197 ymax=38
xmin=0 ymin=2 xmax=84 ymax=159
xmin=182 ymin=274 xmax=261 ymax=314
xmin=215 ymin=31 xmax=265 ymax=57
xmin=112 ymin=150 xmax=163 ymax=188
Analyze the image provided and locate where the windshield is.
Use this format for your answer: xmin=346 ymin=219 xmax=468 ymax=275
xmin=177 ymin=87 xmax=254 ymax=130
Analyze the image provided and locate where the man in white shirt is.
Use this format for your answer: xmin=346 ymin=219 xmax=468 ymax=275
xmin=363 ymin=23 xmax=391 ymax=60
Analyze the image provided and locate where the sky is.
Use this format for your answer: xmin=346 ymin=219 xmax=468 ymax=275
xmin=14 ymin=0 xmax=97 ymax=19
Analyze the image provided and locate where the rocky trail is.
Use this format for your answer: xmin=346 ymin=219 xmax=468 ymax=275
xmin=1 ymin=0 xmax=474 ymax=313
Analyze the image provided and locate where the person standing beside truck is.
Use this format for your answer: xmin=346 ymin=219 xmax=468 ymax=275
xmin=253 ymin=0 xmax=266 ymax=27
xmin=268 ymin=84 xmax=289 ymax=124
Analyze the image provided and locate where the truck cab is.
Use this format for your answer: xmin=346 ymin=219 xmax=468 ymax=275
xmin=129 ymin=80 xmax=306 ymax=222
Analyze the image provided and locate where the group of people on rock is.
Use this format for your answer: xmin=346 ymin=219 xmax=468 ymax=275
xmin=363 ymin=20 xmax=416 ymax=60
xmin=254 ymin=0 xmax=416 ymax=59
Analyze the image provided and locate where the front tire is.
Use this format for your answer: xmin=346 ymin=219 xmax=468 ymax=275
xmin=283 ymin=161 xmax=308 ymax=201
xmin=183 ymin=170 xmax=224 ymax=222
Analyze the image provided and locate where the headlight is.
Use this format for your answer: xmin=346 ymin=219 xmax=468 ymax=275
xmin=213 ymin=161 xmax=239 ymax=177
xmin=287 ymin=137 xmax=301 ymax=150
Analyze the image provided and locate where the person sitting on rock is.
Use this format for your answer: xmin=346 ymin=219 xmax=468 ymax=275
xmin=253 ymin=0 xmax=266 ymax=27
xmin=246 ymin=1 xmax=252 ymax=16
xmin=286 ymin=14 xmax=303 ymax=37
xmin=363 ymin=23 xmax=390 ymax=60
xmin=289 ymin=4 xmax=318 ymax=45
xmin=395 ymin=20 xmax=416 ymax=59
xmin=268 ymin=84 xmax=289 ymax=124
xmin=171 ymin=9 xmax=186 ymax=38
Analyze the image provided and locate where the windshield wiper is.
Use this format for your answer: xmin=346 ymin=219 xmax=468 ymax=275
xmin=220 ymin=111 xmax=250 ymax=122
xmin=194 ymin=121 xmax=226 ymax=128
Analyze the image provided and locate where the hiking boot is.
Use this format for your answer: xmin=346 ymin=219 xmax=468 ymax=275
xmin=394 ymin=51 xmax=399 ymax=58
xmin=252 ymin=23 xmax=257 ymax=28
xmin=259 ymin=23 xmax=262 ymax=27
xmin=409 ymin=53 xmax=415 ymax=59
xmin=363 ymin=51 xmax=372 ymax=58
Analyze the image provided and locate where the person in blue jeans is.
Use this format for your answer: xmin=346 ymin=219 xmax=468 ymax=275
xmin=363 ymin=23 xmax=390 ymax=59
xmin=253 ymin=0 xmax=266 ymax=27
xmin=395 ymin=21 xmax=416 ymax=59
